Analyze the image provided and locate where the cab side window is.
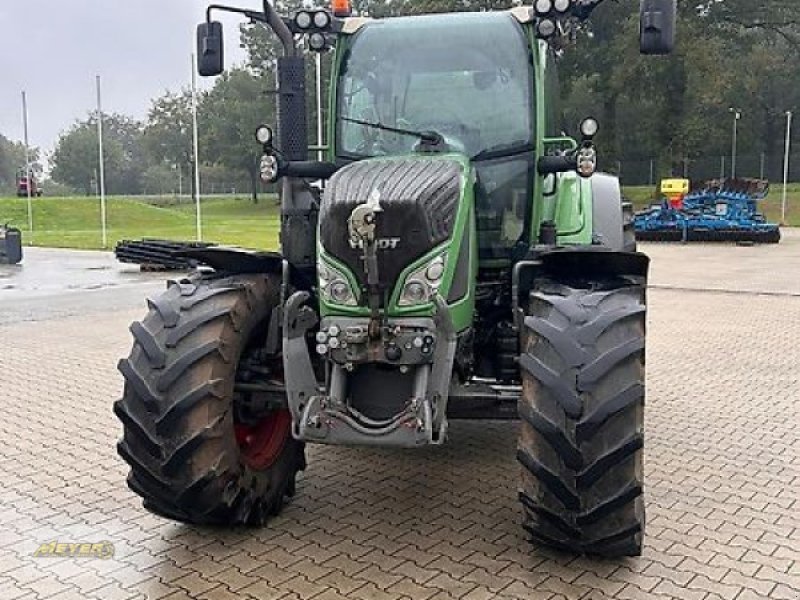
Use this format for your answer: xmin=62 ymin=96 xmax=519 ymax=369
xmin=543 ymin=50 xmax=563 ymax=137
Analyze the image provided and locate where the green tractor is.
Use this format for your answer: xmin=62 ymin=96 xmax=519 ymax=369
xmin=115 ymin=0 xmax=676 ymax=556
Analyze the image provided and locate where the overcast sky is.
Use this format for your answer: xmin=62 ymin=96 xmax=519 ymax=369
xmin=0 ymin=0 xmax=249 ymax=156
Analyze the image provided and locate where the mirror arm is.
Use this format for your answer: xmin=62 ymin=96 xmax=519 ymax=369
xmin=263 ymin=0 xmax=296 ymax=56
xmin=537 ymin=154 xmax=577 ymax=176
xmin=206 ymin=4 xmax=266 ymax=23
xmin=205 ymin=2 xmax=295 ymax=56
xmin=283 ymin=160 xmax=339 ymax=179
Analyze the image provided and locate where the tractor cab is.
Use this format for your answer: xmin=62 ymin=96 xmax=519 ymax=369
xmin=335 ymin=12 xmax=535 ymax=262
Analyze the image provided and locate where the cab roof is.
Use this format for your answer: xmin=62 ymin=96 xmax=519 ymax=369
xmin=340 ymin=6 xmax=534 ymax=34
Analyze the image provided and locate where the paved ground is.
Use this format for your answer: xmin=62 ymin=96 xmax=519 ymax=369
xmin=0 ymin=235 xmax=798 ymax=600
xmin=0 ymin=248 xmax=167 ymax=325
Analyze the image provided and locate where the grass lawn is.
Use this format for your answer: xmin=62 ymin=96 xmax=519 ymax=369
xmin=0 ymin=195 xmax=281 ymax=251
xmin=2 ymin=185 xmax=798 ymax=252
xmin=622 ymin=183 xmax=800 ymax=227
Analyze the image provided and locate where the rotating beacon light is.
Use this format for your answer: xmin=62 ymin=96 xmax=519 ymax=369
xmin=331 ymin=0 xmax=352 ymax=18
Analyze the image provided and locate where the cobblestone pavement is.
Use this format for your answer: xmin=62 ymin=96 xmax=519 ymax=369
xmin=0 ymin=234 xmax=798 ymax=600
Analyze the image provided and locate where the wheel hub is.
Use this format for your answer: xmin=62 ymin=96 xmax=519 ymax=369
xmin=234 ymin=410 xmax=292 ymax=470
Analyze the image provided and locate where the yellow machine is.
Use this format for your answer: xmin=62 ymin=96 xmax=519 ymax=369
xmin=660 ymin=178 xmax=689 ymax=208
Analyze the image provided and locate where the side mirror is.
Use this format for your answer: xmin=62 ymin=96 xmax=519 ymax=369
xmin=197 ymin=21 xmax=224 ymax=76
xmin=639 ymin=0 xmax=676 ymax=55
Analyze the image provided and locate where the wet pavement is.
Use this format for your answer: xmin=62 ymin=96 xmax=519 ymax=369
xmin=0 ymin=248 xmax=180 ymax=324
xmin=0 ymin=236 xmax=798 ymax=599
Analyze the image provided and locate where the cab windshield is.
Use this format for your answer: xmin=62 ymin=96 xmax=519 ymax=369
xmin=336 ymin=13 xmax=534 ymax=159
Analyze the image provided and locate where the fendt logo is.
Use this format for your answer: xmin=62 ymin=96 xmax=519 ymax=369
xmin=376 ymin=238 xmax=400 ymax=250
xmin=352 ymin=237 xmax=401 ymax=250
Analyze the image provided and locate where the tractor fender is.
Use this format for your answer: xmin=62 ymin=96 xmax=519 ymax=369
xmin=512 ymin=246 xmax=650 ymax=327
xmin=174 ymin=247 xmax=313 ymax=290
xmin=590 ymin=172 xmax=626 ymax=251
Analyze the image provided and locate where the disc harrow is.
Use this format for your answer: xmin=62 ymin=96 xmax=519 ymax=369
xmin=634 ymin=178 xmax=780 ymax=244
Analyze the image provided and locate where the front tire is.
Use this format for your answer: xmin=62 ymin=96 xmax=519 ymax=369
xmin=114 ymin=273 xmax=305 ymax=525
xmin=517 ymin=279 xmax=646 ymax=556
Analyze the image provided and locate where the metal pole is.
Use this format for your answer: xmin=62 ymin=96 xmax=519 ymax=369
xmin=731 ymin=116 xmax=736 ymax=178
xmin=316 ymin=52 xmax=324 ymax=162
xmin=21 ymin=91 xmax=33 ymax=241
xmin=782 ymin=111 xmax=792 ymax=225
xmin=191 ymin=53 xmax=202 ymax=241
xmin=96 ymin=76 xmax=108 ymax=248
xmin=649 ymin=159 xmax=654 ymax=186
xmin=759 ymin=152 xmax=765 ymax=180
xmin=730 ymin=108 xmax=740 ymax=179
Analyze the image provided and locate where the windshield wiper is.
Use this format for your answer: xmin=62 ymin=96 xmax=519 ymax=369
xmin=472 ymin=141 xmax=534 ymax=162
xmin=340 ymin=116 xmax=444 ymax=147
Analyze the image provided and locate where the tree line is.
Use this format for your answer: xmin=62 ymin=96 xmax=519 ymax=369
xmin=2 ymin=0 xmax=797 ymax=197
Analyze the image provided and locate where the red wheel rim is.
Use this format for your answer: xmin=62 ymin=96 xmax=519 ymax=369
xmin=234 ymin=410 xmax=292 ymax=470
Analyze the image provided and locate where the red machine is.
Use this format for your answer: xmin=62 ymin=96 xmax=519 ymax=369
xmin=16 ymin=169 xmax=42 ymax=198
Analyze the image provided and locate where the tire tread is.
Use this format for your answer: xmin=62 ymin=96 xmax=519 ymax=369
xmin=116 ymin=274 xmax=304 ymax=526
xmin=517 ymin=280 xmax=646 ymax=556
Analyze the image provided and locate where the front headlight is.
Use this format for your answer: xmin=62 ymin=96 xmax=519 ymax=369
xmin=319 ymin=258 xmax=358 ymax=306
xmin=398 ymin=253 xmax=447 ymax=307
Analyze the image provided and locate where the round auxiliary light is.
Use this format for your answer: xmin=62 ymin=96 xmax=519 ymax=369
xmin=580 ymin=117 xmax=599 ymax=138
xmin=329 ymin=281 xmax=352 ymax=304
xmin=536 ymin=18 xmax=557 ymax=38
xmin=535 ymin=0 xmax=554 ymax=15
xmin=404 ymin=282 xmax=428 ymax=304
xmin=313 ymin=10 xmax=331 ymax=29
xmin=425 ymin=260 xmax=445 ymax=282
xmin=578 ymin=158 xmax=596 ymax=178
xmin=308 ymin=32 xmax=327 ymax=51
xmin=316 ymin=331 xmax=328 ymax=344
xmin=255 ymin=124 xmax=273 ymax=145
xmin=259 ymin=154 xmax=279 ymax=183
xmin=553 ymin=0 xmax=571 ymax=13
xmin=294 ymin=10 xmax=313 ymax=30
xmin=577 ymin=147 xmax=597 ymax=177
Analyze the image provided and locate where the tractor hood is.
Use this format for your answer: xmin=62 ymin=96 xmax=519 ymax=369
xmin=319 ymin=155 xmax=467 ymax=297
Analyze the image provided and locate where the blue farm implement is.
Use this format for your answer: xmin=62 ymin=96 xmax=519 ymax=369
xmin=634 ymin=178 xmax=781 ymax=243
